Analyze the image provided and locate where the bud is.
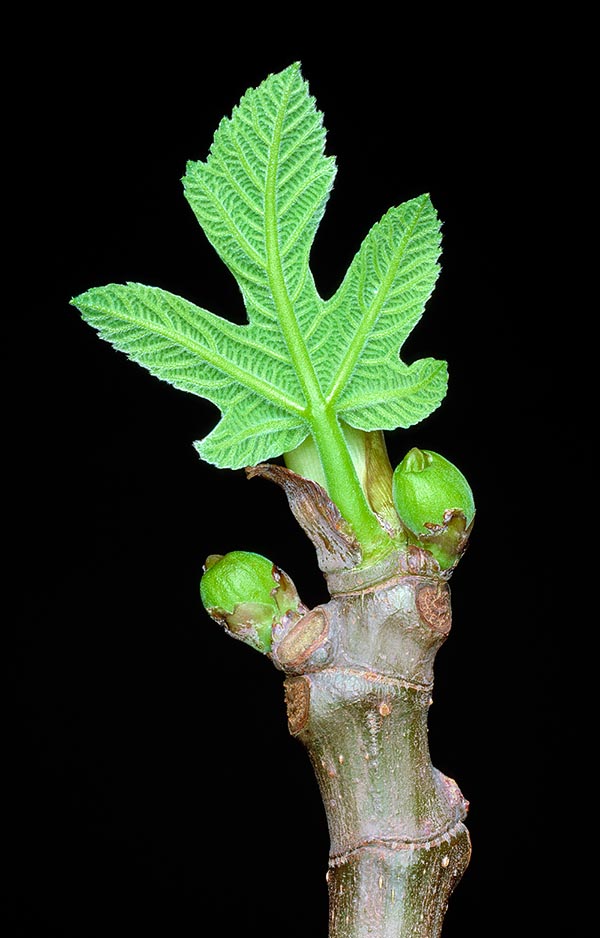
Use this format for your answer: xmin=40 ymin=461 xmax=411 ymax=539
xmin=392 ymin=448 xmax=475 ymax=569
xmin=200 ymin=551 xmax=302 ymax=653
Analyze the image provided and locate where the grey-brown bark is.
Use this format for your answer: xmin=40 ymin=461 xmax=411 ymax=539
xmin=275 ymin=573 xmax=470 ymax=937
xmin=245 ymin=465 xmax=472 ymax=936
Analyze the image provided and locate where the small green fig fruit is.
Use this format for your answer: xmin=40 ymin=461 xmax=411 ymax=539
xmin=200 ymin=551 xmax=301 ymax=653
xmin=392 ymin=447 xmax=475 ymax=534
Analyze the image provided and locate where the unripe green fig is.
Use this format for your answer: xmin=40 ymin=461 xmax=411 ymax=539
xmin=200 ymin=551 xmax=301 ymax=653
xmin=392 ymin=448 xmax=475 ymax=534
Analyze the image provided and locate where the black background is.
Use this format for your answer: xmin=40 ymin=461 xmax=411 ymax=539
xmin=13 ymin=16 xmax=572 ymax=938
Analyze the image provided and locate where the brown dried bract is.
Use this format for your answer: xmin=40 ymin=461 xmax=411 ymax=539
xmin=247 ymin=463 xmax=361 ymax=572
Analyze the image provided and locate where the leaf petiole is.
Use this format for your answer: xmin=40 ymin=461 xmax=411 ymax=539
xmin=289 ymin=407 xmax=396 ymax=562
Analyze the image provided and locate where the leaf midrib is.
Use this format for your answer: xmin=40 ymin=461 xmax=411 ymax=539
xmin=263 ymin=65 xmax=326 ymax=420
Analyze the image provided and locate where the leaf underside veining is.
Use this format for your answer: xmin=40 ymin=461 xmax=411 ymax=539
xmin=72 ymin=62 xmax=447 ymax=470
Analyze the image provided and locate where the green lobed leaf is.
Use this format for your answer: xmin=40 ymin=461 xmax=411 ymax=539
xmin=72 ymin=64 xmax=447 ymax=474
xmin=182 ymin=62 xmax=336 ymax=354
xmin=337 ymin=357 xmax=448 ymax=431
xmin=322 ymin=195 xmax=446 ymax=428
xmin=73 ymin=282 xmax=307 ymax=468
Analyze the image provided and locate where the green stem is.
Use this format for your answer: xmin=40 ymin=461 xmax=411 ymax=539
xmin=307 ymin=407 xmax=391 ymax=561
